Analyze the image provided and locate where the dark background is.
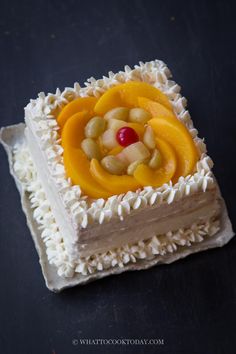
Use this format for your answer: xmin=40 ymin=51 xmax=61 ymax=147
xmin=0 ymin=0 xmax=236 ymax=353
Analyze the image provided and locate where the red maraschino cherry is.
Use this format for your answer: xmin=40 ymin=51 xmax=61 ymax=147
xmin=116 ymin=127 xmax=139 ymax=147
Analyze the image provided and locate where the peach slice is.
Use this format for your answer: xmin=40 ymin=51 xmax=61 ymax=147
xmin=61 ymin=111 xmax=91 ymax=148
xmin=94 ymin=81 xmax=172 ymax=116
xmin=57 ymin=96 xmax=97 ymax=129
xmin=90 ymin=159 xmax=141 ymax=194
xmin=148 ymin=117 xmax=199 ymax=180
xmin=138 ymin=97 xmax=175 ymax=121
xmin=64 ymin=147 xmax=112 ymax=199
xmin=134 ymin=138 xmax=177 ymax=187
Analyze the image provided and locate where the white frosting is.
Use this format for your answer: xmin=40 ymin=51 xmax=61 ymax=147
xmin=24 ymin=60 xmax=215 ymax=231
xmin=13 ymin=144 xmax=219 ymax=278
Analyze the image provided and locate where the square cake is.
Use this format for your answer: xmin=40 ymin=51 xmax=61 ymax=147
xmin=1 ymin=60 xmax=234 ymax=291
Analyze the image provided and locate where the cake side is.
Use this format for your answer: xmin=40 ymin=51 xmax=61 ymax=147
xmin=78 ymin=189 xmax=220 ymax=256
xmin=25 ymin=125 xmax=79 ymax=258
xmin=24 ymin=60 xmax=215 ymax=261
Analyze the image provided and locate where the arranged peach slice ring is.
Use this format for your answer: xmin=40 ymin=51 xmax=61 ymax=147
xmin=90 ymin=159 xmax=141 ymax=194
xmin=57 ymin=96 xmax=97 ymax=129
xmin=134 ymin=138 xmax=177 ymax=187
xmin=94 ymin=81 xmax=172 ymax=116
xmin=62 ymin=111 xmax=112 ymax=199
xmin=58 ymin=81 xmax=200 ymax=198
xmin=148 ymin=117 xmax=199 ymax=181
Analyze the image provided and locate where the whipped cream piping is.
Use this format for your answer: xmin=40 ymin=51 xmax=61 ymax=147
xmin=13 ymin=144 xmax=220 ymax=278
xmin=24 ymin=60 xmax=214 ymax=229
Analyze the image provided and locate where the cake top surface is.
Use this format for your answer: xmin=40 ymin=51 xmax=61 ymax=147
xmin=24 ymin=60 xmax=215 ymax=230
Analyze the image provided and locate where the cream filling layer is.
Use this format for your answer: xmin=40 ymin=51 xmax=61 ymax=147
xmin=13 ymin=143 xmax=220 ymax=278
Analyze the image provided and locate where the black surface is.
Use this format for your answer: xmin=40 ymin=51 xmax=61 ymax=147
xmin=0 ymin=0 xmax=236 ymax=353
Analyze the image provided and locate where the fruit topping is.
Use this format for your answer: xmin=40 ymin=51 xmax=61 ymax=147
xmin=122 ymin=141 xmax=150 ymax=164
xmin=104 ymin=107 xmax=129 ymax=121
xmin=101 ymin=156 xmax=126 ymax=175
xmin=107 ymin=118 xmax=126 ymax=131
xmin=90 ymin=158 xmax=141 ymax=194
xmin=148 ymin=117 xmax=198 ymax=181
xmin=94 ymin=81 xmax=172 ymax=115
xmin=133 ymin=138 xmax=177 ymax=187
xmin=81 ymin=138 xmax=102 ymax=161
xmin=61 ymin=113 xmax=111 ymax=199
xmin=128 ymin=108 xmax=151 ymax=124
xmin=57 ymin=96 xmax=97 ymax=129
xmin=101 ymin=129 xmax=119 ymax=150
xmin=84 ymin=116 xmax=106 ymax=138
xmin=116 ymin=127 xmax=139 ymax=147
xmin=127 ymin=160 xmax=145 ymax=175
xmin=60 ymin=81 xmax=199 ymax=197
xmin=149 ymin=149 xmax=162 ymax=169
xmin=143 ymin=126 xmax=156 ymax=149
